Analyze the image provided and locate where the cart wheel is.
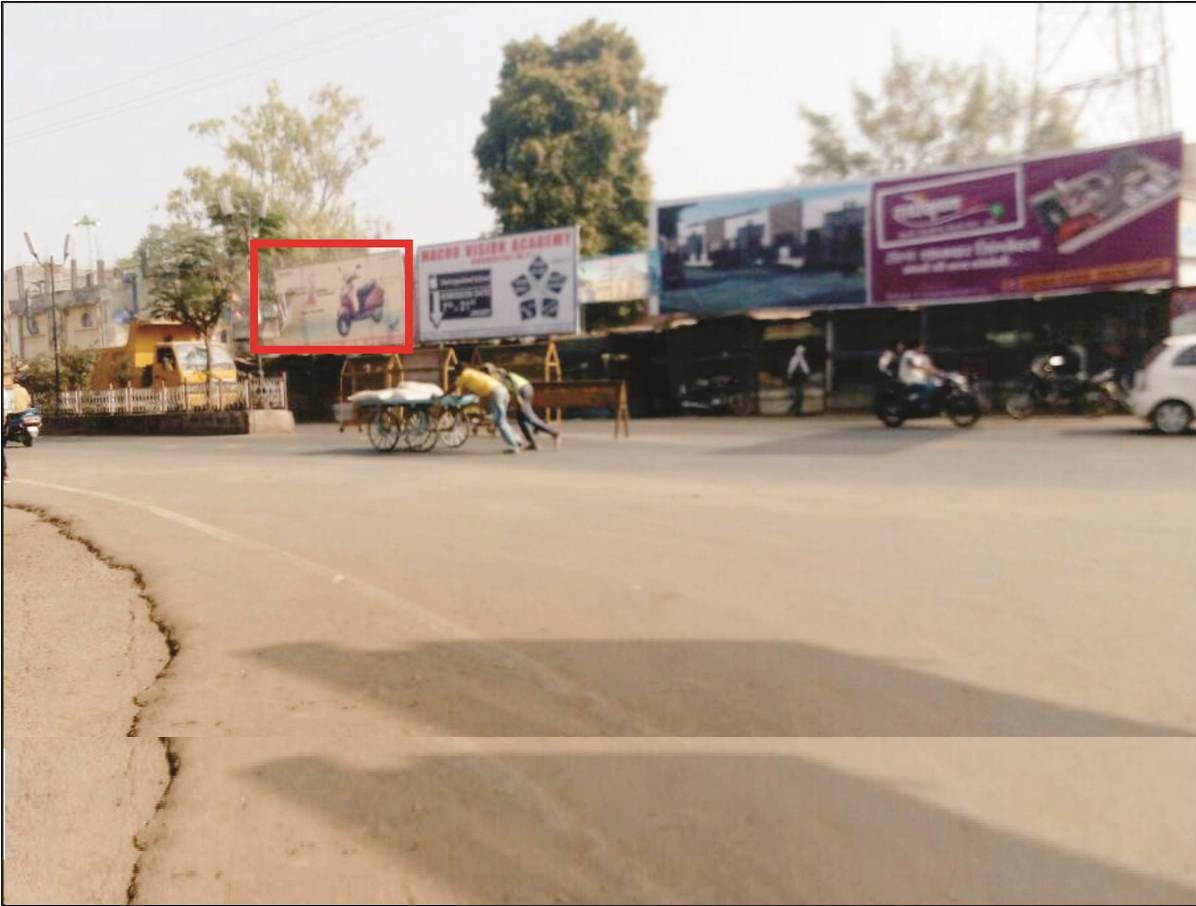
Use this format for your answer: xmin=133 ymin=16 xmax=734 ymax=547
xmin=401 ymin=408 xmax=437 ymax=452
xmin=437 ymin=409 xmax=470 ymax=448
xmin=367 ymin=409 xmax=401 ymax=452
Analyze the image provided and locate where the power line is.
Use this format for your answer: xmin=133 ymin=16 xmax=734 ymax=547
xmin=5 ymin=3 xmax=469 ymax=145
xmin=4 ymin=4 xmax=338 ymax=125
xmin=3 ymin=4 xmax=434 ymax=143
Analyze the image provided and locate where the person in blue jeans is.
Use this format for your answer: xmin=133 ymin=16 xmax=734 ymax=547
xmin=482 ymin=364 xmax=560 ymax=450
xmin=450 ymin=364 xmax=522 ymax=454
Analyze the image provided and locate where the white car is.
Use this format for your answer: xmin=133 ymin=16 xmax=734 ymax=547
xmin=1128 ymin=334 xmax=1196 ymax=434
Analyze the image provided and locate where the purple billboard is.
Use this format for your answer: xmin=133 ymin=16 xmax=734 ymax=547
xmin=869 ymin=135 xmax=1183 ymax=305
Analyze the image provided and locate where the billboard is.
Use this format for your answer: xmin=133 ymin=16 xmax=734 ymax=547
xmin=652 ymin=182 xmax=868 ymax=315
xmin=579 ymin=251 xmax=660 ymax=303
xmin=250 ymin=240 xmax=413 ymax=354
xmin=869 ymin=135 xmax=1183 ymax=305
xmin=416 ymin=226 xmax=579 ymax=343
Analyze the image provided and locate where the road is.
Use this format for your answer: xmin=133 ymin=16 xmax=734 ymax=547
xmin=3 ymin=415 xmax=1194 ymax=904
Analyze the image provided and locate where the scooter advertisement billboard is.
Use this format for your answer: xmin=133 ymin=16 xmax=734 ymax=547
xmin=416 ymin=226 xmax=579 ymax=343
xmin=868 ymin=135 xmax=1183 ymax=306
xmin=250 ymin=239 xmax=414 ymax=354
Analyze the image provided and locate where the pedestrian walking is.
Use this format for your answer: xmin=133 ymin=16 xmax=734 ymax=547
xmin=482 ymin=363 xmax=560 ymax=450
xmin=787 ymin=344 xmax=811 ymax=416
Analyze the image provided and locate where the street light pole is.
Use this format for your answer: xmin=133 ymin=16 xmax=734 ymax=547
xmin=47 ymin=255 xmax=61 ymax=408
xmin=23 ymin=231 xmax=69 ymax=409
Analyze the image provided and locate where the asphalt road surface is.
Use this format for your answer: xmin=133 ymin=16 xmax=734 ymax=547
xmin=3 ymin=415 xmax=1194 ymax=904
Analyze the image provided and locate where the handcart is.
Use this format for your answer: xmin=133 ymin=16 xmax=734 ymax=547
xmin=343 ymin=383 xmax=479 ymax=453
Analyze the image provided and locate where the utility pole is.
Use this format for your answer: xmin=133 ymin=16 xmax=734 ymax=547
xmin=1031 ymin=3 xmax=1172 ymax=143
xmin=73 ymin=214 xmax=102 ymax=270
xmin=23 ymin=232 xmax=70 ymax=409
xmin=218 ymin=186 xmax=271 ymax=379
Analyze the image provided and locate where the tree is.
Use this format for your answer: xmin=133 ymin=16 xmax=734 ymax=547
xmin=141 ymin=227 xmax=235 ymax=406
xmin=167 ymin=81 xmax=384 ymax=240
xmin=474 ymin=20 xmax=665 ymax=257
xmin=798 ymin=44 xmax=1079 ymax=181
xmin=19 ymin=348 xmax=98 ymax=397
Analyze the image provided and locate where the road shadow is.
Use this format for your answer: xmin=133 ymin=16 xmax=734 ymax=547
xmin=1057 ymin=426 xmax=1188 ymax=440
xmin=296 ymin=443 xmax=503 ymax=458
xmin=245 ymin=639 xmax=1190 ymax=736
xmin=716 ymin=425 xmax=962 ymax=456
xmin=244 ymin=751 xmax=1195 ymax=904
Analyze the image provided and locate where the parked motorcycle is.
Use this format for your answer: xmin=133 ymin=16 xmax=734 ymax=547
xmin=336 ymin=268 xmax=387 ymax=337
xmin=1005 ymin=355 xmax=1121 ymax=419
xmin=3 ymin=407 xmax=42 ymax=447
xmin=678 ymin=375 xmax=753 ymax=416
xmin=874 ymin=374 xmax=981 ymax=428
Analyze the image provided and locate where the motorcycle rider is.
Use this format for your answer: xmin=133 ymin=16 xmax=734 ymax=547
xmin=877 ymin=340 xmax=905 ymax=381
xmin=899 ymin=340 xmax=943 ymax=409
xmin=10 ymin=376 xmax=31 ymax=414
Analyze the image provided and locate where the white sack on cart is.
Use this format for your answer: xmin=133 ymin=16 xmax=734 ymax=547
xmin=349 ymin=382 xmax=444 ymax=405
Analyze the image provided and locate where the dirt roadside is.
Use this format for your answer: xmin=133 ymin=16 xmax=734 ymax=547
xmin=2 ymin=505 xmax=172 ymax=905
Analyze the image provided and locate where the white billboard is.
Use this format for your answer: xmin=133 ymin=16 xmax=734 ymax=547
xmin=416 ymin=226 xmax=579 ymax=343
xmin=265 ymin=248 xmax=408 ymax=350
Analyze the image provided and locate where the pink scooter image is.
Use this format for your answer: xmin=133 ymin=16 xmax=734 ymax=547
xmin=337 ymin=265 xmax=386 ymax=337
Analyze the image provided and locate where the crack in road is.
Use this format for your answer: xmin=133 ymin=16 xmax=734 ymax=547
xmin=3 ymin=503 xmax=180 ymax=737
xmin=4 ymin=503 xmax=185 ymax=905
xmin=126 ymin=737 xmax=181 ymax=906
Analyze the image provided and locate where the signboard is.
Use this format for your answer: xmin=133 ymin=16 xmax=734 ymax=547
xmin=416 ymin=226 xmax=579 ymax=343
xmin=652 ymin=182 xmax=868 ymax=315
xmin=250 ymin=240 xmax=413 ymax=354
xmin=579 ymin=251 xmax=659 ymax=303
xmin=869 ymin=135 xmax=1183 ymax=305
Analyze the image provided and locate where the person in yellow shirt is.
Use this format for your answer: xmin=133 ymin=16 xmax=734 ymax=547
xmin=482 ymin=364 xmax=559 ymax=451
xmin=450 ymin=364 xmax=521 ymax=454
xmin=11 ymin=379 xmax=32 ymax=413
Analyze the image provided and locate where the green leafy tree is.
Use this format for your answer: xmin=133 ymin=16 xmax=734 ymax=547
xmin=474 ymin=20 xmax=665 ymax=256
xmin=141 ymin=227 xmax=235 ymax=406
xmin=17 ymin=348 xmax=98 ymax=398
xmin=167 ymin=81 xmax=385 ymax=240
xmin=798 ymin=44 xmax=1078 ymax=181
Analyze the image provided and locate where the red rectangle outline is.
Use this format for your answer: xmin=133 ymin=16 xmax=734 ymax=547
xmin=249 ymin=238 xmax=415 ymax=354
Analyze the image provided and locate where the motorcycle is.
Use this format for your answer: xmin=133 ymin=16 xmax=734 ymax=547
xmin=874 ymin=373 xmax=981 ymax=428
xmin=678 ymin=375 xmax=753 ymax=416
xmin=1005 ymin=354 xmax=1121 ymax=419
xmin=336 ymin=268 xmax=387 ymax=337
xmin=3 ymin=407 xmax=42 ymax=447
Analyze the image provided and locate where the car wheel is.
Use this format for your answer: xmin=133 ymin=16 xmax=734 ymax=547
xmin=1151 ymin=401 xmax=1193 ymax=435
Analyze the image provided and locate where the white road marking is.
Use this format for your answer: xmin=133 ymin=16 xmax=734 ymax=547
xmin=14 ymin=477 xmax=660 ymax=736
xmin=13 ymin=476 xmax=672 ymax=897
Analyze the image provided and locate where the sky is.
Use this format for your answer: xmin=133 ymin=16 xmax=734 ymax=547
xmin=3 ymin=2 xmax=1194 ymax=270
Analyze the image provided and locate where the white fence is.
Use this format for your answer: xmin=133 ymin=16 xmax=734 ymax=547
xmin=57 ymin=376 xmax=288 ymax=416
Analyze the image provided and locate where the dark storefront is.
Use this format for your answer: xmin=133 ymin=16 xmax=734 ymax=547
xmin=824 ymin=291 xmax=1171 ymax=410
